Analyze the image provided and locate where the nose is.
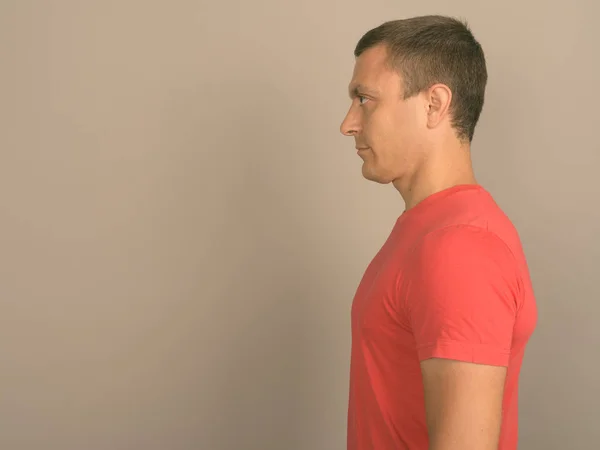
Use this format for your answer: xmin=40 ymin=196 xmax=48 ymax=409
xmin=340 ymin=105 xmax=361 ymax=136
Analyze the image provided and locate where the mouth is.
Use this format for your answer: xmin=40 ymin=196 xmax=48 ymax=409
xmin=356 ymin=147 xmax=370 ymax=154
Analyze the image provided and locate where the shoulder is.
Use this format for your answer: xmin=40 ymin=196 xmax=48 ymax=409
xmin=405 ymin=225 xmax=522 ymax=306
xmin=412 ymin=224 xmax=516 ymax=265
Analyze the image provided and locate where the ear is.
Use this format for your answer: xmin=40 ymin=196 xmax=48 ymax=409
xmin=425 ymin=83 xmax=453 ymax=130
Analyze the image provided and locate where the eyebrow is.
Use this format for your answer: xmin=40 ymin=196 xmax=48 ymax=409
xmin=348 ymin=84 xmax=380 ymax=99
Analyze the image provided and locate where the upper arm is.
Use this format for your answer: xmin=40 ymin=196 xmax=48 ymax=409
xmin=406 ymin=226 xmax=520 ymax=449
xmin=421 ymin=358 xmax=506 ymax=450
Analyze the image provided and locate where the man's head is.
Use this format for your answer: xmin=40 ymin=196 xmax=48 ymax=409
xmin=340 ymin=15 xmax=487 ymax=184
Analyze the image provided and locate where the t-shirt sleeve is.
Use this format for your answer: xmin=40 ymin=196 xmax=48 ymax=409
xmin=405 ymin=225 xmax=521 ymax=367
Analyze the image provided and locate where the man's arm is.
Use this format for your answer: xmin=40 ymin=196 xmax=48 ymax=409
xmin=421 ymin=358 xmax=506 ymax=450
xmin=404 ymin=225 xmax=521 ymax=450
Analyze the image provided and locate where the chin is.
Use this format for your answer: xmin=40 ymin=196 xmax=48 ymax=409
xmin=361 ymin=167 xmax=393 ymax=185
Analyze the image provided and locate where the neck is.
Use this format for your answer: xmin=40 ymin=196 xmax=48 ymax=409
xmin=392 ymin=139 xmax=477 ymax=211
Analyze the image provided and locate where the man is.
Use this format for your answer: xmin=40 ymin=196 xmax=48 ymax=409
xmin=340 ymin=15 xmax=538 ymax=450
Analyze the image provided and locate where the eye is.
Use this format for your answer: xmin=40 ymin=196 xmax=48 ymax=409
xmin=358 ymin=95 xmax=370 ymax=105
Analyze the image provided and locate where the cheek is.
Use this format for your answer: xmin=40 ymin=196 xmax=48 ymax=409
xmin=366 ymin=109 xmax=397 ymax=141
xmin=377 ymin=114 xmax=406 ymax=148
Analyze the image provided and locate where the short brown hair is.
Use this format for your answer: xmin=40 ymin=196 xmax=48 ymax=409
xmin=354 ymin=15 xmax=487 ymax=142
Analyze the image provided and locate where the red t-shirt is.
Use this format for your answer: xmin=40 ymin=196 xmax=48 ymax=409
xmin=347 ymin=184 xmax=538 ymax=450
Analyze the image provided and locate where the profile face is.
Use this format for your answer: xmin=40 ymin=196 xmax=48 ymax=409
xmin=340 ymin=45 xmax=425 ymax=184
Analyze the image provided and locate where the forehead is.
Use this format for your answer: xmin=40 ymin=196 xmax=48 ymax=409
xmin=348 ymin=45 xmax=401 ymax=96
